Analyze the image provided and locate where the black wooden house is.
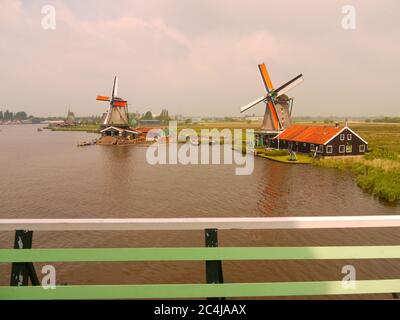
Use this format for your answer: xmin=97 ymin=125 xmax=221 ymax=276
xmin=270 ymin=125 xmax=368 ymax=156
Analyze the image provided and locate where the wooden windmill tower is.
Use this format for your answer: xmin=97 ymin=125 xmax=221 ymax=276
xmin=241 ymin=63 xmax=303 ymax=135
xmin=96 ymin=76 xmax=129 ymax=129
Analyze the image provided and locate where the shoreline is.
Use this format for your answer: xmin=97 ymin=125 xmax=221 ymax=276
xmin=46 ymin=122 xmax=400 ymax=204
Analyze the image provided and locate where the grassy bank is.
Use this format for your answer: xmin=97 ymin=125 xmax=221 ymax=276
xmin=313 ymin=156 xmax=400 ymax=202
xmin=313 ymin=123 xmax=400 ymax=203
xmin=256 ymin=149 xmax=313 ymax=164
xmin=45 ymin=124 xmax=100 ymax=133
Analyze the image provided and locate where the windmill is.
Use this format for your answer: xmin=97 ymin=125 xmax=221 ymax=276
xmin=96 ymin=76 xmax=129 ymax=128
xmin=240 ymin=63 xmax=303 ymax=134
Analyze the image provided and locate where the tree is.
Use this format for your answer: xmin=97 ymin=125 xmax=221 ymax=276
xmin=156 ymin=109 xmax=170 ymax=124
xmin=142 ymin=111 xmax=153 ymax=120
xmin=4 ymin=110 xmax=11 ymax=120
xmin=130 ymin=118 xmax=137 ymax=127
xmin=15 ymin=111 xmax=27 ymax=120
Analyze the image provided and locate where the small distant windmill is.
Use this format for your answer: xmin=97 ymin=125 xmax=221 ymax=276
xmin=240 ymin=63 xmax=303 ymax=134
xmin=96 ymin=76 xmax=129 ymax=128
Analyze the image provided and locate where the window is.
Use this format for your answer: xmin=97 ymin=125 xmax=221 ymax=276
xmin=346 ymin=145 xmax=353 ymax=153
xmin=340 ymin=134 xmax=345 ymax=141
xmin=359 ymin=144 xmax=365 ymax=152
xmin=339 ymin=145 xmax=345 ymax=153
xmin=347 ymin=134 xmax=352 ymax=140
xmin=310 ymin=144 xmax=315 ymax=151
xmin=326 ymin=145 xmax=333 ymax=154
xmin=318 ymin=145 xmax=324 ymax=153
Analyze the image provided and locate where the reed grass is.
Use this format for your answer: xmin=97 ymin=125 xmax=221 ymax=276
xmin=309 ymin=123 xmax=400 ymax=203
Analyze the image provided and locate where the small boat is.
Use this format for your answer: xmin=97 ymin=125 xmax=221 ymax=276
xmin=77 ymin=139 xmax=97 ymax=147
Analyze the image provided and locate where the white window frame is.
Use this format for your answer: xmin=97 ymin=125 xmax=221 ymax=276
xmin=310 ymin=144 xmax=315 ymax=151
xmin=346 ymin=145 xmax=353 ymax=153
xmin=340 ymin=134 xmax=345 ymax=141
xmin=318 ymin=145 xmax=324 ymax=153
xmin=347 ymin=134 xmax=352 ymax=140
xmin=359 ymin=144 xmax=365 ymax=152
xmin=339 ymin=145 xmax=345 ymax=153
xmin=326 ymin=145 xmax=333 ymax=154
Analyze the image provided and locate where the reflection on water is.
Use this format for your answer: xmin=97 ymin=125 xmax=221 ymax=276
xmin=0 ymin=125 xmax=397 ymax=218
xmin=0 ymin=125 xmax=399 ymax=298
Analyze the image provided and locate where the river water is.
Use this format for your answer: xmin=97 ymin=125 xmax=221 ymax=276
xmin=0 ymin=124 xmax=399 ymax=298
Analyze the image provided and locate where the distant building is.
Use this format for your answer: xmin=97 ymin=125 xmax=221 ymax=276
xmin=135 ymin=127 xmax=165 ymax=141
xmin=40 ymin=120 xmax=64 ymax=125
xmin=48 ymin=109 xmax=77 ymax=127
xmin=66 ymin=109 xmax=76 ymax=124
xmin=270 ymin=124 xmax=368 ymax=156
xmin=245 ymin=116 xmax=263 ymax=122
xmin=138 ymin=119 xmax=161 ymax=126
xmin=191 ymin=117 xmax=201 ymax=124
xmin=173 ymin=114 xmax=184 ymax=121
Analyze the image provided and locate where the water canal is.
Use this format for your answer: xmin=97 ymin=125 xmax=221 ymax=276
xmin=1 ymin=125 xmax=399 ymax=298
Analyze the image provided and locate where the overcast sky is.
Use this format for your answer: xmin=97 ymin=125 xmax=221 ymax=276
xmin=0 ymin=0 xmax=399 ymax=117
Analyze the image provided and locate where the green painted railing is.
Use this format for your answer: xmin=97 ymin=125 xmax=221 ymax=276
xmin=2 ymin=246 xmax=400 ymax=263
xmin=0 ymin=217 xmax=400 ymax=299
xmin=2 ymin=280 xmax=400 ymax=300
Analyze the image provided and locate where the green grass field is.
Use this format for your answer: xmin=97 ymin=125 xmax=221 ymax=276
xmin=309 ymin=122 xmax=400 ymax=203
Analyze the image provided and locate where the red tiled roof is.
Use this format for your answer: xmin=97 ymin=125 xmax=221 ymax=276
xmin=278 ymin=125 xmax=343 ymax=145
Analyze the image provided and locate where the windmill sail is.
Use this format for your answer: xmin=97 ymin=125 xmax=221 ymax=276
xmin=258 ymin=63 xmax=274 ymax=92
xmin=240 ymin=95 xmax=266 ymax=113
xmin=274 ymin=74 xmax=303 ymax=98
xmin=96 ymin=96 xmax=110 ymax=101
xmin=111 ymin=76 xmax=118 ymax=99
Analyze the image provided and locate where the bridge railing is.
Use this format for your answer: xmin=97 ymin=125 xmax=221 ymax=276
xmin=0 ymin=216 xmax=400 ymax=300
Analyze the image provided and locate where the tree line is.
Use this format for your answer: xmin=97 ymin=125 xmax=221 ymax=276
xmin=139 ymin=109 xmax=171 ymax=124
xmin=0 ymin=110 xmax=28 ymax=121
xmin=365 ymin=117 xmax=400 ymax=124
